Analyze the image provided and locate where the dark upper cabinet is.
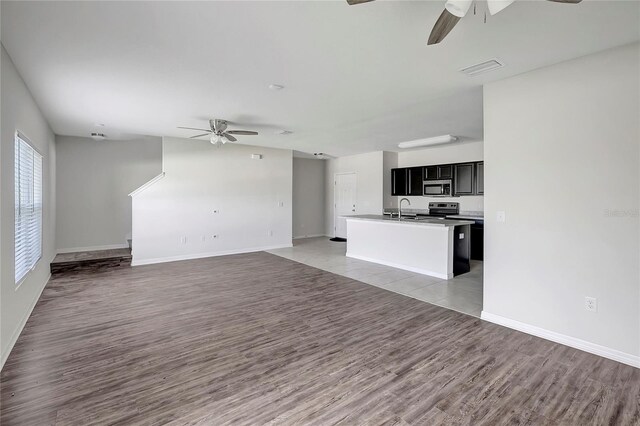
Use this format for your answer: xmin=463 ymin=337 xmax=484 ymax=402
xmin=392 ymin=167 xmax=423 ymax=196
xmin=391 ymin=168 xmax=408 ymax=196
xmin=425 ymin=166 xmax=438 ymax=180
xmin=454 ymin=163 xmax=475 ymax=196
xmin=407 ymin=167 xmax=423 ymax=196
xmin=475 ymin=162 xmax=484 ymax=195
xmin=438 ymin=165 xmax=453 ymax=180
xmin=425 ymin=165 xmax=453 ymax=180
xmin=391 ymin=162 xmax=484 ymax=197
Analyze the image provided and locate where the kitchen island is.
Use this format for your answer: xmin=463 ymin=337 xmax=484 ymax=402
xmin=344 ymin=215 xmax=474 ymax=279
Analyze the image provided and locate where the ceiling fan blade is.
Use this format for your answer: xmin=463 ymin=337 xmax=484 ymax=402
xmin=226 ymin=130 xmax=258 ymax=136
xmin=223 ymin=133 xmax=238 ymax=142
xmin=427 ymin=9 xmax=461 ymax=46
xmin=189 ymin=133 xmax=211 ymax=139
xmin=546 ymin=0 xmax=582 ymax=3
xmin=346 ymin=0 xmax=375 ymax=5
xmin=178 ymin=126 xmax=211 ymax=132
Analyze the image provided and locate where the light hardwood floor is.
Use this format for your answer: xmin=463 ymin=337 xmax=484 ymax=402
xmin=1 ymin=252 xmax=638 ymax=425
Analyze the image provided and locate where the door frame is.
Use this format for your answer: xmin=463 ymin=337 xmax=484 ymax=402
xmin=333 ymin=172 xmax=357 ymax=238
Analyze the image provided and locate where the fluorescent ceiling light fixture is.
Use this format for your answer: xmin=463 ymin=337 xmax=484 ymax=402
xmin=445 ymin=0 xmax=472 ymax=18
xmin=398 ymin=135 xmax=458 ymax=149
xmin=487 ymin=0 xmax=515 ymax=15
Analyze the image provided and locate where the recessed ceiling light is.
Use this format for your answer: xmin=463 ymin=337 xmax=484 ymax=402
xmin=90 ymin=132 xmax=107 ymax=141
xmin=268 ymin=84 xmax=285 ymax=90
xmin=275 ymin=130 xmax=292 ymax=135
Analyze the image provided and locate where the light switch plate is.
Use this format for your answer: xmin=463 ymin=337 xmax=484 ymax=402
xmin=496 ymin=211 xmax=506 ymax=223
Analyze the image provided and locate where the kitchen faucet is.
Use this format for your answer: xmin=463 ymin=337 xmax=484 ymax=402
xmin=399 ymin=198 xmax=411 ymax=220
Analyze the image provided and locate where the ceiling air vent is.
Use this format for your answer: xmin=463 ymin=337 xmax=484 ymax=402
xmin=460 ymin=59 xmax=504 ymax=77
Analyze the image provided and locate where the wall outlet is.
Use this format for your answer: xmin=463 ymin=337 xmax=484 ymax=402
xmin=180 ymin=236 xmax=187 ymax=245
xmin=585 ymin=296 xmax=597 ymax=312
xmin=458 ymin=233 xmax=465 ymax=239
xmin=496 ymin=211 xmax=506 ymax=223
xmin=268 ymin=230 xmax=274 ymax=237
xmin=278 ymin=201 xmax=284 ymax=207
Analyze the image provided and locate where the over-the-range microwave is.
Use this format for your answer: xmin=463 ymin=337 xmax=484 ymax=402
xmin=423 ymin=179 xmax=452 ymax=197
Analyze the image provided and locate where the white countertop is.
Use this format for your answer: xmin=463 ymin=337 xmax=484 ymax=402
xmin=344 ymin=215 xmax=474 ymax=227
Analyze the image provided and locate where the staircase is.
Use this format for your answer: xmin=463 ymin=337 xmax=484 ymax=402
xmin=50 ymin=248 xmax=132 ymax=275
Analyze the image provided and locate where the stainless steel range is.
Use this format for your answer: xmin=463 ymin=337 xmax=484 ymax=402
xmin=427 ymin=202 xmax=459 ymax=217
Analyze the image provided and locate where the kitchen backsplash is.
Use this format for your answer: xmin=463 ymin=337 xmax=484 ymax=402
xmin=388 ymin=195 xmax=484 ymax=214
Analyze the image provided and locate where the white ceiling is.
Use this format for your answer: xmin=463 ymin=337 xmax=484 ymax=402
xmin=2 ymin=1 xmax=638 ymax=156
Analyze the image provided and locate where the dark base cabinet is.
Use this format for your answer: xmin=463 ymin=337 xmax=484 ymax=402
xmin=453 ymin=225 xmax=471 ymax=276
xmin=470 ymin=220 xmax=484 ymax=261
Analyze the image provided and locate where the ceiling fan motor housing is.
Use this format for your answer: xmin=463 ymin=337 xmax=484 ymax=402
xmin=210 ymin=119 xmax=228 ymax=134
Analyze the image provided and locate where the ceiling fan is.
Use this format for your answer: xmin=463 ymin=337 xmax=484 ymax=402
xmin=177 ymin=119 xmax=258 ymax=145
xmin=346 ymin=0 xmax=582 ymax=45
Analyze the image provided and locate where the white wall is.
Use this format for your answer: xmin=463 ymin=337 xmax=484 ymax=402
xmin=1 ymin=45 xmax=56 ymax=367
xmin=394 ymin=141 xmax=484 ymax=213
xmin=55 ymin=135 xmax=162 ymax=252
xmin=325 ymin=151 xmax=384 ymax=236
xmin=293 ymin=158 xmax=325 ymax=238
xmin=132 ymin=137 xmax=293 ymax=265
xmin=382 ymin=151 xmax=398 ymax=209
xmin=483 ymin=43 xmax=640 ymax=365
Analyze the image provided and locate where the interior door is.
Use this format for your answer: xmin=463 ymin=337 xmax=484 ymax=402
xmin=334 ymin=173 xmax=357 ymax=238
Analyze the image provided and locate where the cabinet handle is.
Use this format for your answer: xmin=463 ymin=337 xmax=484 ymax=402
xmin=408 ymin=170 xmax=411 ymax=193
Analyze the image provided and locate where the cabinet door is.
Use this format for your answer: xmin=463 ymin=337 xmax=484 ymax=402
xmin=407 ymin=167 xmax=423 ymax=196
xmin=424 ymin=166 xmax=438 ymax=180
xmin=475 ymin=162 xmax=484 ymax=195
xmin=391 ymin=168 xmax=408 ymax=196
xmin=454 ymin=163 xmax=474 ymax=196
xmin=438 ymin=165 xmax=453 ymax=179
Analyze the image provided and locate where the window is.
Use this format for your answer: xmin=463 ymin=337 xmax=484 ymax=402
xmin=15 ymin=133 xmax=43 ymax=284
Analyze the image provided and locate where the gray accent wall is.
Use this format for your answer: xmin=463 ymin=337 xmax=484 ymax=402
xmin=1 ymin=45 xmax=57 ymax=368
xmin=55 ymin=135 xmax=162 ymax=252
xmin=293 ymin=158 xmax=326 ymax=238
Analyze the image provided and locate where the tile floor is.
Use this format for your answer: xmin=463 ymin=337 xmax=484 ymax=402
xmin=268 ymin=237 xmax=483 ymax=317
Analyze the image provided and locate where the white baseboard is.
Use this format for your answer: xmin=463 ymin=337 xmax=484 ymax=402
xmin=57 ymin=243 xmax=129 ymax=254
xmin=132 ymin=244 xmax=294 ymax=266
xmin=1 ymin=271 xmax=51 ymax=370
xmin=481 ymin=311 xmax=640 ymax=369
xmin=346 ymin=252 xmax=451 ymax=280
xmin=293 ymin=234 xmax=329 ymax=240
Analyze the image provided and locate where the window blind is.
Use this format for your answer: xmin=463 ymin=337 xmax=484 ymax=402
xmin=15 ymin=133 xmax=43 ymax=284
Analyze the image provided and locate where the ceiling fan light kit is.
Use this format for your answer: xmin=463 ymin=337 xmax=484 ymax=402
xmin=178 ymin=118 xmax=259 ymax=146
xmin=445 ymin=0 xmax=473 ymax=18
xmin=487 ymin=0 xmax=516 ymax=15
xmin=398 ymin=135 xmax=458 ymax=149
xmin=347 ymin=0 xmax=582 ymax=46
